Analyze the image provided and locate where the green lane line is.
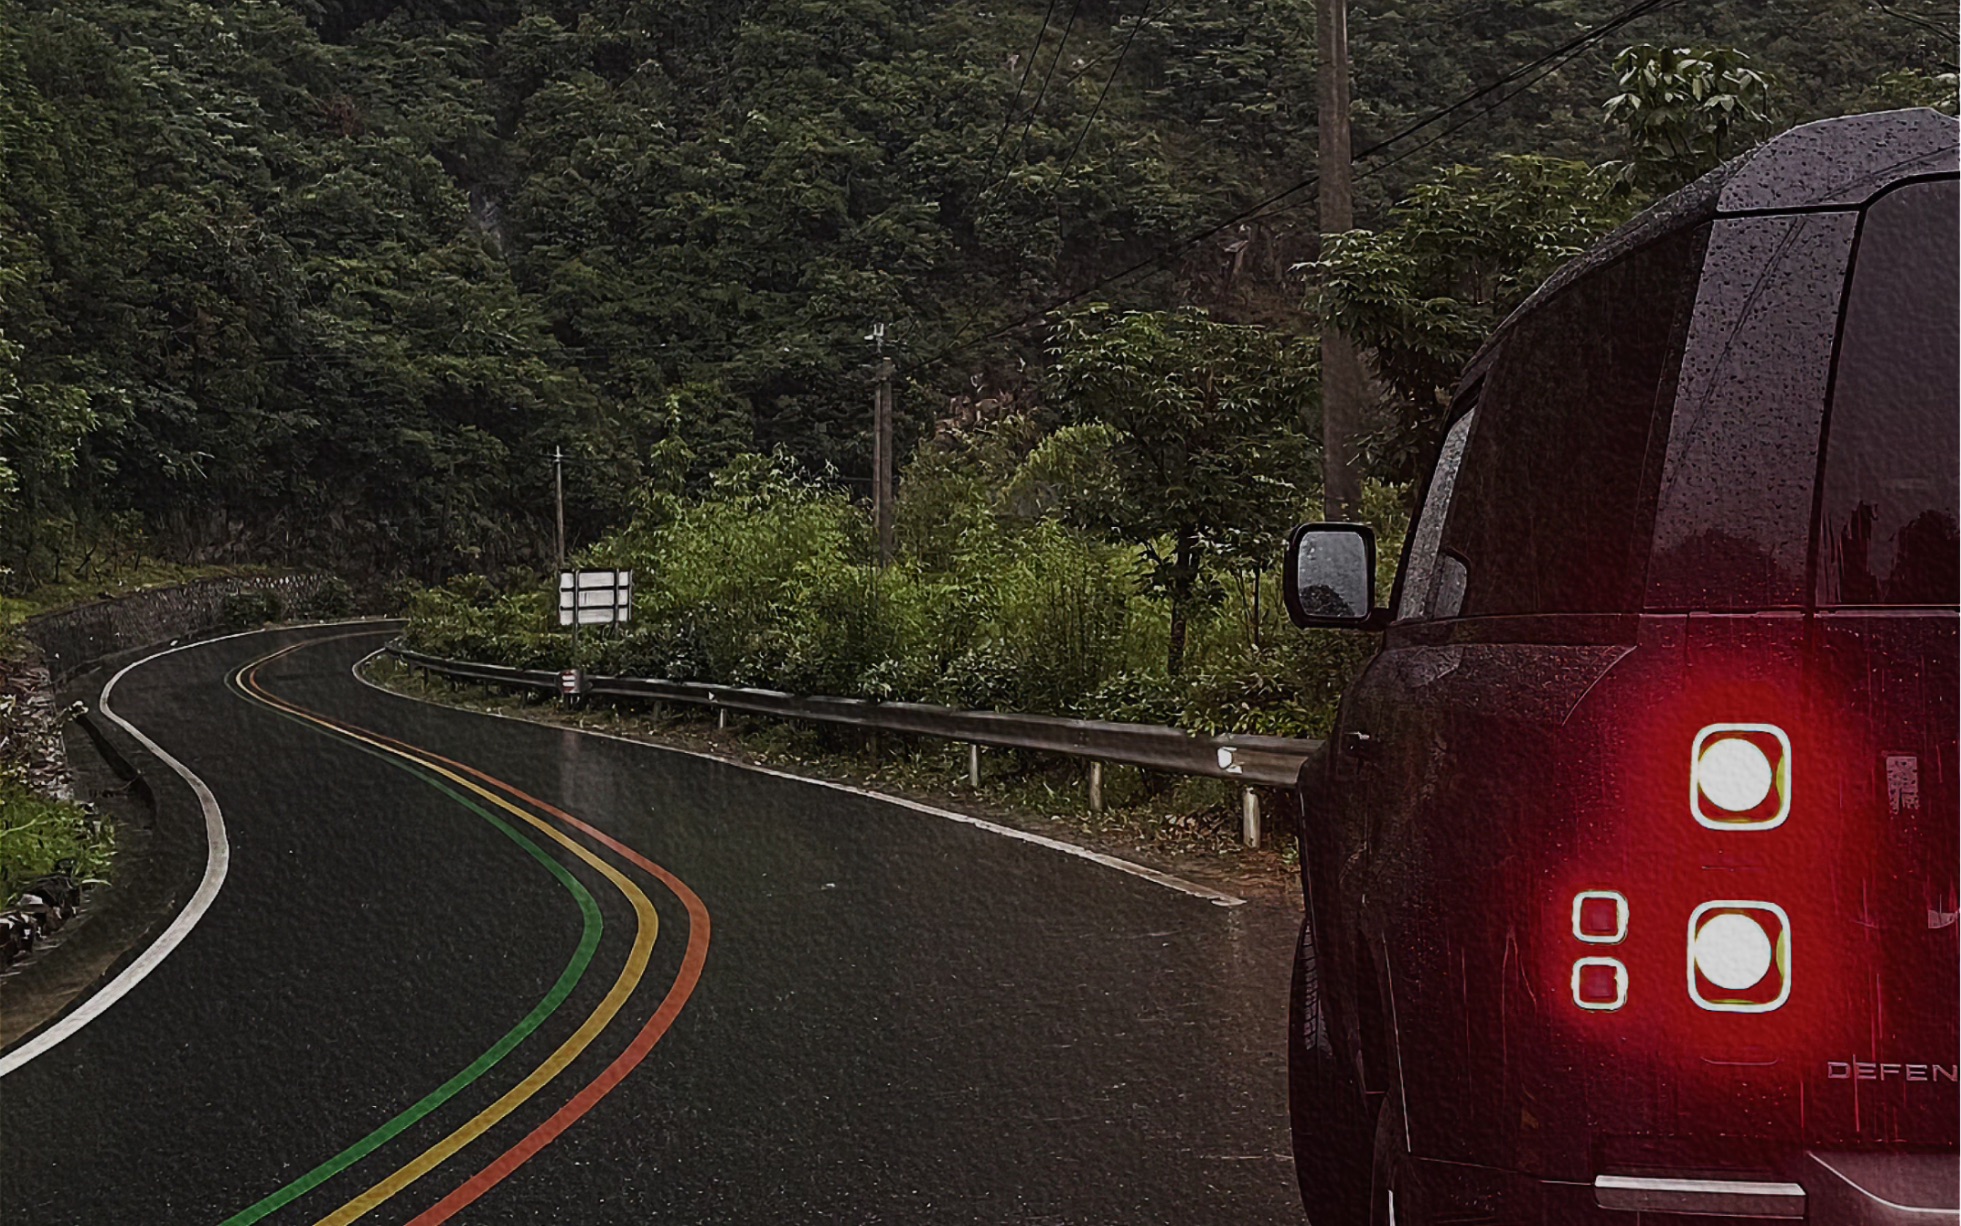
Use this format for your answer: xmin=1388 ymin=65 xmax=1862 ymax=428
xmin=217 ymin=671 xmax=602 ymax=1226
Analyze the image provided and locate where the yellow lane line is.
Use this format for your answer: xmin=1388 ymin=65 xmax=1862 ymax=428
xmin=236 ymin=654 xmax=661 ymax=1225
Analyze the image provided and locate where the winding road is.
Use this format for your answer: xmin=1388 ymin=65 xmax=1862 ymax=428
xmin=1 ymin=625 xmax=1304 ymax=1224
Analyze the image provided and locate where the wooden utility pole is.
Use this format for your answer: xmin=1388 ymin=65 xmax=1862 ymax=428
xmin=870 ymin=323 xmax=895 ymax=567
xmin=1317 ymin=0 xmax=1367 ymax=522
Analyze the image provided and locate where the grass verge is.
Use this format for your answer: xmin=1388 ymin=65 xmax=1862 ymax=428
xmin=0 ymin=776 xmax=113 ymax=903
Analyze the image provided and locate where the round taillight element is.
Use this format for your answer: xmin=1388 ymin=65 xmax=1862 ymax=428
xmin=1693 ymin=911 xmax=1773 ymax=990
xmin=1697 ymin=737 xmax=1774 ymax=813
xmin=1690 ymin=724 xmax=1791 ymax=830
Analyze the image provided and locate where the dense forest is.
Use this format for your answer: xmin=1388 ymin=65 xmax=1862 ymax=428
xmin=2 ymin=0 xmax=1950 ymax=590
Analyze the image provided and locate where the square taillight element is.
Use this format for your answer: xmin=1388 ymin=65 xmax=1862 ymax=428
xmin=1572 ymin=957 xmax=1628 ymax=1011
xmin=1688 ymin=901 xmax=1791 ymax=1013
xmin=1691 ymin=724 xmax=1791 ymax=830
xmin=1572 ymin=891 xmax=1628 ymax=944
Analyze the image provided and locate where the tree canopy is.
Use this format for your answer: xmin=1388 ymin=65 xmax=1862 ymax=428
xmin=0 ymin=0 xmax=1947 ymax=589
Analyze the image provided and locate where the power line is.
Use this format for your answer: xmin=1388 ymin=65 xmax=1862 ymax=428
xmin=1002 ymin=0 xmax=1087 ymax=171
xmin=1254 ymin=7 xmax=1640 ymax=224
xmin=914 ymin=0 xmax=1680 ymax=370
xmin=982 ymin=0 xmax=1061 ymax=181
xmin=1058 ymin=0 xmax=1158 ymax=173
xmin=1867 ymin=0 xmax=1959 ymax=43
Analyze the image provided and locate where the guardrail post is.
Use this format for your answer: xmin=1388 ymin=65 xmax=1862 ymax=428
xmin=1088 ymin=760 xmax=1104 ymax=812
xmin=717 ymin=706 xmax=727 ymax=730
xmin=967 ymin=743 xmax=980 ymax=788
xmin=1242 ymin=787 xmax=1261 ymax=848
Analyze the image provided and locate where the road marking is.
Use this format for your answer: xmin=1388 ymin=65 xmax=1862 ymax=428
xmin=219 ymin=641 xmax=603 ymax=1225
xmin=375 ymin=757 xmax=713 ymax=1225
xmin=0 ymin=621 xmax=405 ymax=1072
xmin=234 ymin=649 xmax=666 ymax=1226
xmin=354 ymin=652 xmax=1245 ymax=908
xmin=252 ymin=638 xmax=711 ymax=1221
xmin=1 ymin=637 xmax=248 ymax=1074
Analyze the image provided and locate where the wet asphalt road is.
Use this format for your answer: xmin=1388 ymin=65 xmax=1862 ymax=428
xmin=1 ymin=625 xmax=1305 ymax=1224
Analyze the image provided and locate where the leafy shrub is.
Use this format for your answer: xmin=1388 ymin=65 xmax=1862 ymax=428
xmin=0 ymin=780 xmax=112 ymax=901
xmin=221 ymin=590 xmax=284 ymax=630
xmin=304 ymin=576 xmax=355 ymax=619
xmin=402 ymin=449 xmax=1409 ymax=735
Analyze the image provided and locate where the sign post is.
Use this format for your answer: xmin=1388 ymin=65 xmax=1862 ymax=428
xmin=557 ymin=569 xmax=630 ymax=706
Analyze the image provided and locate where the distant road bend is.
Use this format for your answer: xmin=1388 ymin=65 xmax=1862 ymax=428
xmin=1 ymin=625 xmax=1303 ymax=1224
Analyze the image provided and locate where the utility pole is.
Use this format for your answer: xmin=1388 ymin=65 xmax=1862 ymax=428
xmin=1317 ymin=0 xmax=1368 ymax=522
xmin=554 ymin=445 xmax=578 ymax=655
xmin=869 ymin=323 xmax=895 ymax=568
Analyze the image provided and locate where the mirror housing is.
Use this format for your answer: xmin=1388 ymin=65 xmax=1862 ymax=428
xmin=1282 ymin=522 xmax=1384 ymax=630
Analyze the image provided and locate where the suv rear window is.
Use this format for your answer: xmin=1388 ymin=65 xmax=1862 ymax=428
xmin=1644 ymin=210 xmax=1859 ymax=609
xmin=1432 ymin=226 xmax=1703 ymax=616
xmin=1814 ymin=179 xmax=1960 ymax=607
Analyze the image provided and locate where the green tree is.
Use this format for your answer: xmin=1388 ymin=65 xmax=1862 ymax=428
xmin=1045 ymin=305 xmax=1314 ymax=676
xmin=1604 ymin=44 xmax=1777 ymax=192
xmin=1305 ymin=155 xmax=1632 ymax=481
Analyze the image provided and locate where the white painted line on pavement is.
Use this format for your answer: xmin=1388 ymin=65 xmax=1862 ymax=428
xmin=353 ymin=651 xmax=1246 ymax=908
xmin=1 ymin=619 xmax=397 ymax=1074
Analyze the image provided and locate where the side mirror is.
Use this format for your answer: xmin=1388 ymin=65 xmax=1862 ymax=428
xmin=1282 ymin=522 xmax=1381 ymax=629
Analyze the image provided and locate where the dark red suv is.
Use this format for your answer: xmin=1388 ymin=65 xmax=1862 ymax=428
xmin=1283 ymin=109 xmax=1959 ymax=1224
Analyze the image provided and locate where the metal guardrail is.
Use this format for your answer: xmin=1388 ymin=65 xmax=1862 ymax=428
xmin=386 ymin=645 xmax=1322 ymax=842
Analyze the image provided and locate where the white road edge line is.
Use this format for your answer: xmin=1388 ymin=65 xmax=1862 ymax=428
xmin=352 ymin=649 xmax=1246 ymax=908
xmin=0 ymin=618 xmax=399 ymax=1075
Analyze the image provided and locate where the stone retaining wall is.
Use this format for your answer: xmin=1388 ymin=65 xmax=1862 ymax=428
xmin=1 ymin=572 xmax=336 ymax=799
xmin=23 ymin=572 xmax=335 ymax=684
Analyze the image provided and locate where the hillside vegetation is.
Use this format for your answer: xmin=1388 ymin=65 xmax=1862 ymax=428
xmin=3 ymin=0 xmax=1952 ymax=732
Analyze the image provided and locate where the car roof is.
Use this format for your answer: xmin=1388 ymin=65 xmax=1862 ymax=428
xmin=1456 ymin=108 xmax=1960 ymax=396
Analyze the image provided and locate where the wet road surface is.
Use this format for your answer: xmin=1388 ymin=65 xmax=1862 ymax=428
xmin=1 ymin=625 xmax=1305 ymax=1224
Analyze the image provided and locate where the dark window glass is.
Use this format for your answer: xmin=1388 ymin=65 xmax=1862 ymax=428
xmin=1817 ymin=179 xmax=1960 ymax=607
xmin=1645 ymin=211 xmax=1858 ymax=609
xmin=1434 ymin=226 xmax=1702 ymax=615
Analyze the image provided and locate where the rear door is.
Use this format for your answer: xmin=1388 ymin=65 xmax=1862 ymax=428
xmin=1804 ymin=176 xmax=1959 ymax=1148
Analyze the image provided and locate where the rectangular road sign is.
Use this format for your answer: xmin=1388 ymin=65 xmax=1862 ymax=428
xmin=558 ymin=569 xmax=633 ymax=626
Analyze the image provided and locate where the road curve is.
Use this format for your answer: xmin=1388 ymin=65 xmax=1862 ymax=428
xmin=1 ymin=625 xmax=1304 ymax=1224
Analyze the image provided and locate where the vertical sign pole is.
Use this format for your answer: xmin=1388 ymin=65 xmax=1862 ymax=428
xmin=554 ymin=445 xmax=566 ymax=574
xmin=876 ymin=357 xmax=894 ymax=567
xmin=555 ymin=444 xmax=575 ymax=663
xmin=871 ymin=323 xmax=895 ymax=569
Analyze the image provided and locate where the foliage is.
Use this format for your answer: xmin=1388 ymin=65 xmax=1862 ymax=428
xmin=1855 ymin=68 xmax=1960 ymax=115
xmin=1306 ymin=155 xmax=1633 ymax=481
xmin=0 ymin=777 xmax=111 ymax=903
xmin=0 ymin=664 xmax=112 ymax=901
xmin=303 ymin=575 xmax=356 ymax=619
xmin=1 ymin=0 xmax=1941 ymax=593
xmin=1604 ymin=44 xmax=1778 ymax=192
xmin=1044 ymin=306 xmax=1316 ymax=674
xmin=2 ymin=0 xmax=1944 ymax=738
xmin=221 ymin=590 xmax=286 ymax=630
xmin=406 ymin=437 xmax=1410 ymax=738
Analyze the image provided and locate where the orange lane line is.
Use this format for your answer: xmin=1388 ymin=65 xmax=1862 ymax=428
xmin=376 ymin=752 xmax=712 ymax=1225
xmin=251 ymin=656 xmax=713 ymax=1220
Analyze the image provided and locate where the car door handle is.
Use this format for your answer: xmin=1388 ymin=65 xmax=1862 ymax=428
xmin=1343 ymin=730 xmax=1375 ymax=756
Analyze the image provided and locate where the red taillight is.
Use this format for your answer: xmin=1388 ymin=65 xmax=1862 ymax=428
xmin=1691 ymin=724 xmax=1791 ymax=829
xmin=1688 ymin=901 xmax=1791 ymax=1012
xmin=1573 ymin=957 xmax=1629 ymax=1010
xmin=1573 ymin=890 xmax=1628 ymax=944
